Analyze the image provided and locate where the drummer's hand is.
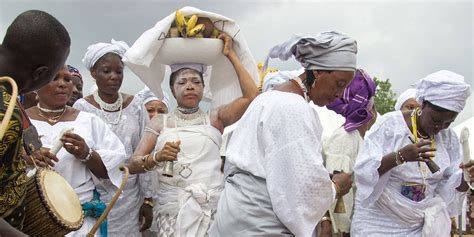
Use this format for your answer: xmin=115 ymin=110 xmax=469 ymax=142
xmin=0 ymin=218 xmax=27 ymax=237
xmin=332 ymin=172 xmax=352 ymax=198
xmin=61 ymin=132 xmax=90 ymax=160
xmin=139 ymin=199 xmax=153 ymax=232
xmin=30 ymin=147 xmax=59 ymax=167
xmin=218 ymin=33 xmax=236 ymax=58
xmin=400 ymin=139 xmax=436 ymax=162
xmin=154 ymin=141 xmax=180 ymax=162
xmin=460 ymin=159 xmax=474 ymax=179
xmin=319 ymin=220 xmax=332 ymax=237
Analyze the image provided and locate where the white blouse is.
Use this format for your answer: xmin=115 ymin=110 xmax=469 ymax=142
xmin=225 ymin=90 xmax=335 ymax=237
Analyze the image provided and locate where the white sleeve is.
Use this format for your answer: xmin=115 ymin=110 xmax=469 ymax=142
xmin=263 ymin=102 xmax=334 ymax=237
xmin=324 ymin=128 xmax=359 ymax=173
xmin=353 ymin=113 xmax=398 ymax=206
xmin=72 ymin=98 xmax=91 ymax=112
xmin=89 ymin=114 xmax=126 ymax=188
xmin=435 ymin=129 xmax=464 ymax=215
xmin=137 ymin=103 xmax=154 ymax=198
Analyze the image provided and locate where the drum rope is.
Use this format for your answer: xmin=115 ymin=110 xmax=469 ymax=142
xmin=87 ymin=166 xmax=129 ymax=237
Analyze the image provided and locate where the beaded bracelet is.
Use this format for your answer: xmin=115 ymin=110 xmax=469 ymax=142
xmin=81 ymin=148 xmax=93 ymax=163
xmin=398 ymin=150 xmax=406 ymax=163
xmin=141 ymin=154 xmax=155 ymax=172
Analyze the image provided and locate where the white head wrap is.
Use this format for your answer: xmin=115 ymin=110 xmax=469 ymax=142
xmin=170 ymin=63 xmax=207 ymax=74
xmin=136 ymin=86 xmax=170 ymax=110
xmin=415 ymin=70 xmax=471 ymax=113
xmin=394 ymin=88 xmax=417 ymax=111
xmin=82 ymin=39 xmax=129 ymax=70
xmin=262 ymin=68 xmax=305 ymax=92
xmin=263 ymin=31 xmax=357 ymax=73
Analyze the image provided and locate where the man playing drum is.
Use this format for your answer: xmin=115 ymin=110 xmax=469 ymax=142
xmin=0 ymin=10 xmax=70 ymax=236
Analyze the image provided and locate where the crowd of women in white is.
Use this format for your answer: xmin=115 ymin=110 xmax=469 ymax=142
xmin=27 ymin=6 xmax=473 ymax=237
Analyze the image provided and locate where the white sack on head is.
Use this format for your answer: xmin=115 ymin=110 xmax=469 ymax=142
xmin=123 ymin=6 xmax=259 ymax=109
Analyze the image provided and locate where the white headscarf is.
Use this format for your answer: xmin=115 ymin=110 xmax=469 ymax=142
xmin=82 ymin=39 xmax=129 ymax=70
xmin=262 ymin=68 xmax=304 ymax=92
xmin=394 ymin=88 xmax=417 ymax=111
xmin=415 ymin=70 xmax=471 ymax=112
xmin=136 ymin=86 xmax=170 ymax=110
xmin=170 ymin=63 xmax=207 ymax=74
xmin=263 ymin=31 xmax=357 ymax=73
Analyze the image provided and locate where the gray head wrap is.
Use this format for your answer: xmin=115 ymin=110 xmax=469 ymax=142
xmin=263 ymin=31 xmax=357 ymax=72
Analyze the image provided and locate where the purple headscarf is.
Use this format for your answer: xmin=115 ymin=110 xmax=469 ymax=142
xmin=326 ymin=69 xmax=376 ymax=132
xmin=67 ymin=64 xmax=83 ymax=83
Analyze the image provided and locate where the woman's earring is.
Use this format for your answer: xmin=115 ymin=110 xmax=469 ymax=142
xmin=416 ymin=109 xmax=422 ymax=116
xmin=34 ymin=91 xmax=39 ymax=101
xmin=312 ymin=78 xmax=317 ymax=88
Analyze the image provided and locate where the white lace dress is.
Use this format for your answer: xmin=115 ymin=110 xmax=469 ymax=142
xmin=323 ymin=126 xmax=363 ymax=233
xmin=150 ymin=109 xmax=223 ymax=237
xmin=74 ymin=96 xmax=153 ymax=237
xmin=31 ymin=111 xmax=126 ymax=237
xmin=352 ymin=111 xmax=465 ymax=236
xmin=210 ymin=91 xmax=335 ymax=237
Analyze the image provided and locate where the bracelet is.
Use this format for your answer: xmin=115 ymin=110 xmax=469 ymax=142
xmin=141 ymin=154 xmax=155 ymax=172
xmin=152 ymin=151 xmax=161 ymax=165
xmin=81 ymin=148 xmax=93 ymax=163
xmin=143 ymin=199 xmax=154 ymax=208
xmin=320 ymin=216 xmax=331 ymax=224
xmin=394 ymin=151 xmax=403 ymax=165
xmin=398 ymin=150 xmax=406 ymax=163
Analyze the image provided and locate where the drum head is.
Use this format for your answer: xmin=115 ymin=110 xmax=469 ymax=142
xmin=39 ymin=169 xmax=83 ymax=228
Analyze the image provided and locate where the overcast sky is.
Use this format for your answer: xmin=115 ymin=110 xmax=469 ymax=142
xmin=1 ymin=0 xmax=472 ymax=124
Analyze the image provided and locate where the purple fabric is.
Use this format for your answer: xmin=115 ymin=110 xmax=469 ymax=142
xmin=326 ymin=69 xmax=376 ymax=132
xmin=67 ymin=64 xmax=83 ymax=82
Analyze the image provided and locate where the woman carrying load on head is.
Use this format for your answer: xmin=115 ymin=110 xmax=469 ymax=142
xmin=127 ymin=32 xmax=258 ymax=236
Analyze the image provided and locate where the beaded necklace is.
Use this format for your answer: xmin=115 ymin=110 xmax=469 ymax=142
xmin=92 ymin=90 xmax=123 ymax=125
xmin=37 ymin=106 xmax=67 ymax=124
xmin=37 ymin=103 xmax=65 ymax=113
xmin=289 ymin=77 xmax=309 ymax=102
xmin=169 ymin=108 xmax=208 ymax=178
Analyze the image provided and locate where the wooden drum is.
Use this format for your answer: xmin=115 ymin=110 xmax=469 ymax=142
xmin=23 ymin=168 xmax=84 ymax=236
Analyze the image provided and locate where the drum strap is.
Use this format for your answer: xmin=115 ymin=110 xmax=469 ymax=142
xmin=82 ymin=190 xmax=107 ymax=237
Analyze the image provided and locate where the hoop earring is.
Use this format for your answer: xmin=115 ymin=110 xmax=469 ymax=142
xmin=416 ymin=108 xmax=422 ymax=116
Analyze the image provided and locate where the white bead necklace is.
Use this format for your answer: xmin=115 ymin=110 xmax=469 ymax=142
xmin=37 ymin=103 xmax=66 ymax=113
xmin=93 ymin=90 xmax=123 ymax=111
xmin=92 ymin=90 xmax=123 ymax=125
